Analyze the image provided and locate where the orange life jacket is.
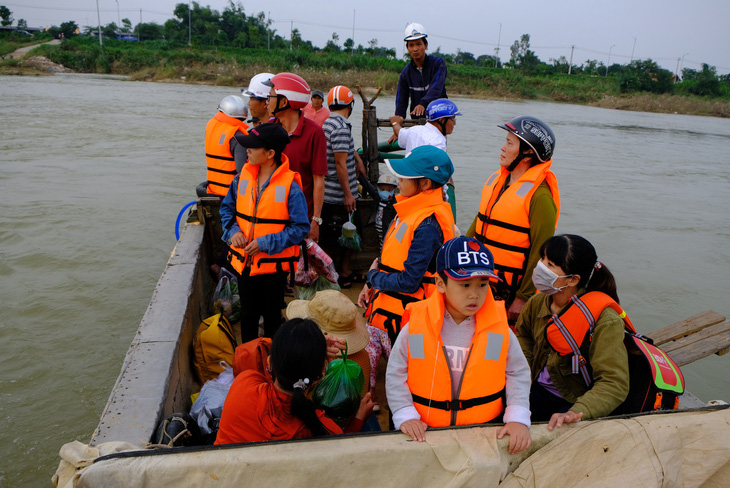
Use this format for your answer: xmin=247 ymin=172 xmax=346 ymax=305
xmin=366 ymin=189 xmax=455 ymax=341
xmin=205 ymin=112 xmax=249 ymax=196
xmin=405 ymin=290 xmax=509 ymax=427
xmin=228 ymin=156 xmax=302 ymax=277
xmin=546 ymin=291 xmax=636 ymax=386
xmin=474 ymin=161 xmax=560 ymax=299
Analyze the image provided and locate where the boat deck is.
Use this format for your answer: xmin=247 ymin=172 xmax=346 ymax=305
xmin=647 ymin=310 xmax=729 ymax=367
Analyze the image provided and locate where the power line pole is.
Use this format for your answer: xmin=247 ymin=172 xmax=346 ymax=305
xmin=495 ymin=22 xmax=502 ymax=68
xmin=188 ymin=1 xmax=191 ymax=46
xmin=605 ymin=44 xmax=614 ymax=77
xmin=290 ymin=21 xmax=293 ymax=51
xmin=568 ymin=45 xmax=574 ymax=75
xmin=115 ymin=0 xmax=120 ymax=30
xmin=267 ymin=12 xmax=270 ymax=50
xmin=351 ymin=9 xmax=355 ymax=56
xmin=137 ymin=9 xmax=141 ymax=40
xmin=630 ymin=37 xmax=636 ymax=61
xmin=95 ymin=0 xmax=102 ymax=46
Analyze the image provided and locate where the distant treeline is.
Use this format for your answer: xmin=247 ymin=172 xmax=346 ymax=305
xmin=2 ymin=1 xmax=729 ymax=104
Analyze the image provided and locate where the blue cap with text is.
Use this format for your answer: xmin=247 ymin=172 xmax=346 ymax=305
xmin=437 ymin=236 xmax=501 ymax=281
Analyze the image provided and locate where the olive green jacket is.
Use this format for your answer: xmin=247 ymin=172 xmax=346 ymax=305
xmin=515 ymin=291 xmax=630 ymax=419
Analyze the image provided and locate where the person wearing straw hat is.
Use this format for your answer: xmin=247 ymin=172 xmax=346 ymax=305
xmin=287 ymin=290 xmax=372 ymax=395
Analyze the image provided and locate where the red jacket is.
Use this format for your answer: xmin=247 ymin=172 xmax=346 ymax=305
xmin=215 ymin=370 xmax=362 ymax=444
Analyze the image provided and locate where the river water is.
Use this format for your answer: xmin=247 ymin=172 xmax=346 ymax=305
xmin=1 ymin=74 xmax=729 ymax=485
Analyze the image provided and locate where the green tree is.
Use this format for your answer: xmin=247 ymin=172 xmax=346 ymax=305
xmin=137 ymin=22 xmax=164 ymax=41
xmin=0 ymin=5 xmax=13 ymax=27
xmin=344 ymin=37 xmax=354 ymax=54
xmin=17 ymin=18 xmax=27 ymax=29
xmin=454 ymin=49 xmax=475 ymax=65
xmin=102 ymin=22 xmax=118 ymax=37
xmin=581 ymin=59 xmax=602 ymax=76
xmin=219 ymin=1 xmax=247 ymax=42
xmin=508 ymin=34 xmax=541 ymax=74
xmin=291 ymin=27 xmax=302 ymax=49
xmin=121 ymin=18 xmax=132 ymax=33
xmin=618 ymin=59 xmax=674 ymax=94
xmin=323 ymin=32 xmax=340 ymax=53
xmin=59 ymin=21 xmax=79 ymax=38
xmin=684 ymin=64 xmax=721 ymax=96
xmin=550 ymin=56 xmax=570 ymax=74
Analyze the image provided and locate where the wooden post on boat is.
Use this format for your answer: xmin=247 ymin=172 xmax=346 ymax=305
xmin=357 ymin=86 xmax=382 ymax=183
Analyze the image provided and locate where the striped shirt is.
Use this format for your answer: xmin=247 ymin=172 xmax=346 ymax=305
xmin=322 ymin=113 xmax=359 ymax=204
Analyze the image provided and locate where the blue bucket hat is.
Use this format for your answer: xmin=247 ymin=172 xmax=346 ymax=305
xmin=384 ymin=145 xmax=454 ymax=186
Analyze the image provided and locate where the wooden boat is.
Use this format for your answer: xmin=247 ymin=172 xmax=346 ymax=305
xmin=53 ymin=197 xmax=730 ymax=487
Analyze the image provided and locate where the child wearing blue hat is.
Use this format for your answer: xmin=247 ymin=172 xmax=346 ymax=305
xmin=385 ymin=236 xmax=532 ymax=453
xmin=358 ymin=145 xmax=457 ymax=414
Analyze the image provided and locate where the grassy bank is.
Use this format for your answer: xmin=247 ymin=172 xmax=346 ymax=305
xmin=6 ymin=36 xmax=730 ymax=118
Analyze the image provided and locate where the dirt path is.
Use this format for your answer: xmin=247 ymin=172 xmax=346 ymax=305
xmin=6 ymin=38 xmax=61 ymax=59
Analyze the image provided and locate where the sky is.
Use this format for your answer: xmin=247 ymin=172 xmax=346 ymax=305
xmin=4 ymin=0 xmax=730 ymax=75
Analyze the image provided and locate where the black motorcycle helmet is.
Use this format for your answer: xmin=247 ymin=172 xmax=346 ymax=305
xmin=498 ymin=116 xmax=556 ymax=171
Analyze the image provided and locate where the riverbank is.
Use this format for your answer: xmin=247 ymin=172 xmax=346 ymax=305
xmin=3 ymin=37 xmax=729 ymax=118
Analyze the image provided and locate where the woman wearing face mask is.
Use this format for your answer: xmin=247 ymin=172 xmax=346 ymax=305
xmin=515 ymin=234 xmax=630 ymax=430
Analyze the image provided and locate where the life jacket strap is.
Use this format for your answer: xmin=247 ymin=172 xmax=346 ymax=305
xmin=205 ymin=153 xmax=235 ymax=162
xmin=411 ymin=388 xmax=506 ymax=412
xmin=551 ymin=314 xmax=592 ymax=387
xmin=235 ymin=212 xmax=291 ymax=225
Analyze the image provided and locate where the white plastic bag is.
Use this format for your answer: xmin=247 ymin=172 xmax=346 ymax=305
xmin=189 ymin=362 xmax=234 ymax=435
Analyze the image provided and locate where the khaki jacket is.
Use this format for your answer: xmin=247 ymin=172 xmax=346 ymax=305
xmin=515 ymin=291 xmax=630 ymax=419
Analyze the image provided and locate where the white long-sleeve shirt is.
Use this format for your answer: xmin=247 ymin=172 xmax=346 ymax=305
xmin=386 ymin=310 xmax=532 ymax=430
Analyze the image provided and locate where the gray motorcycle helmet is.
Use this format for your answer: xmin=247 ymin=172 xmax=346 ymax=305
xmin=218 ymin=95 xmax=248 ymax=119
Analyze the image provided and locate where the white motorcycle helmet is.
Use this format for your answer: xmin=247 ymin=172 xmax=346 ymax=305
xmin=218 ymin=95 xmax=248 ymax=119
xmin=242 ymin=72 xmax=275 ymax=99
xmin=404 ymin=23 xmax=427 ymax=42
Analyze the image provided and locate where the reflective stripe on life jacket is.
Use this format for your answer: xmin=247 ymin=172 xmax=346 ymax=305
xmin=406 ymin=290 xmax=508 ymax=427
xmin=546 ymin=291 xmax=636 ymax=387
xmin=228 ymin=155 xmax=302 ymax=277
xmin=366 ymin=188 xmax=455 ymax=342
xmin=474 ymin=161 xmax=560 ymax=299
xmin=205 ymin=112 xmax=249 ymax=196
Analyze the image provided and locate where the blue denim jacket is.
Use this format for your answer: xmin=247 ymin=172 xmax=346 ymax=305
xmin=220 ymin=172 xmax=310 ymax=255
xmin=367 ymin=215 xmax=444 ymax=294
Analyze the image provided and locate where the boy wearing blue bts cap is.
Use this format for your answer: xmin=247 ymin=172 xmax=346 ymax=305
xmin=385 ymin=236 xmax=532 ymax=453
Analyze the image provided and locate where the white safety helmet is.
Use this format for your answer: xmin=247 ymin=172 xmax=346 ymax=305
xmin=404 ymin=23 xmax=427 ymax=42
xmin=377 ymin=173 xmax=398 ymax=187
xmin=242 ymin=72 xmax=274 ymax=99
xmin=218 ymin=95 xmax=248 ymax=119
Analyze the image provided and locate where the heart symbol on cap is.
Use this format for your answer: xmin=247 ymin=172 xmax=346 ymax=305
xmin=468 ymin=241 xmax=480 ymax=251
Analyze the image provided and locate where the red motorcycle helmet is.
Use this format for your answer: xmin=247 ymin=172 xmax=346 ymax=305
xmin=263 ymin=72 xmax=311 ymax=111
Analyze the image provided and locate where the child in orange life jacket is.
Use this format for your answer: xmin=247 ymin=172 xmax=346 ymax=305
xmin=357 ymin=145 xmax=456 ymax=413
xmin=385 ymin=236 xmax=532 ymax=453
xmin=220 ymin=123 xmax=311 ymax=342
xmin=515 ymin=234 xmax=630 ymax=430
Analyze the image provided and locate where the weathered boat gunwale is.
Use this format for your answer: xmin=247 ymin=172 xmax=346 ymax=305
xmin=90 ymin=214 xmax=212 ymax=447
xmin=91 ymin=403 xmax=728 ymax=465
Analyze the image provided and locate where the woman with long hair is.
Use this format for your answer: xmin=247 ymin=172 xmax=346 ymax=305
xmin=515 ymin=234 xmax=629 ymax=430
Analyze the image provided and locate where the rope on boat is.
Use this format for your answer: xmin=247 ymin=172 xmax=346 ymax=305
xmin=176 ymin=200 xmax=197 ymax=240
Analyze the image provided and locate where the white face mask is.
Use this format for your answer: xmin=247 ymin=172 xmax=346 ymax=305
xmin=532 ymin=260 xmax=573 ymax=296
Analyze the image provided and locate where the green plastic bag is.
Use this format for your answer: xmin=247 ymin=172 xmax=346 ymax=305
xmin=312 ymin=345 xmax=364 ymax=423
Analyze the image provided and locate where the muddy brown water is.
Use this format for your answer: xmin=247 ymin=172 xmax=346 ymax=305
xmin=2 ymin=73 xmax=730 ymax=486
